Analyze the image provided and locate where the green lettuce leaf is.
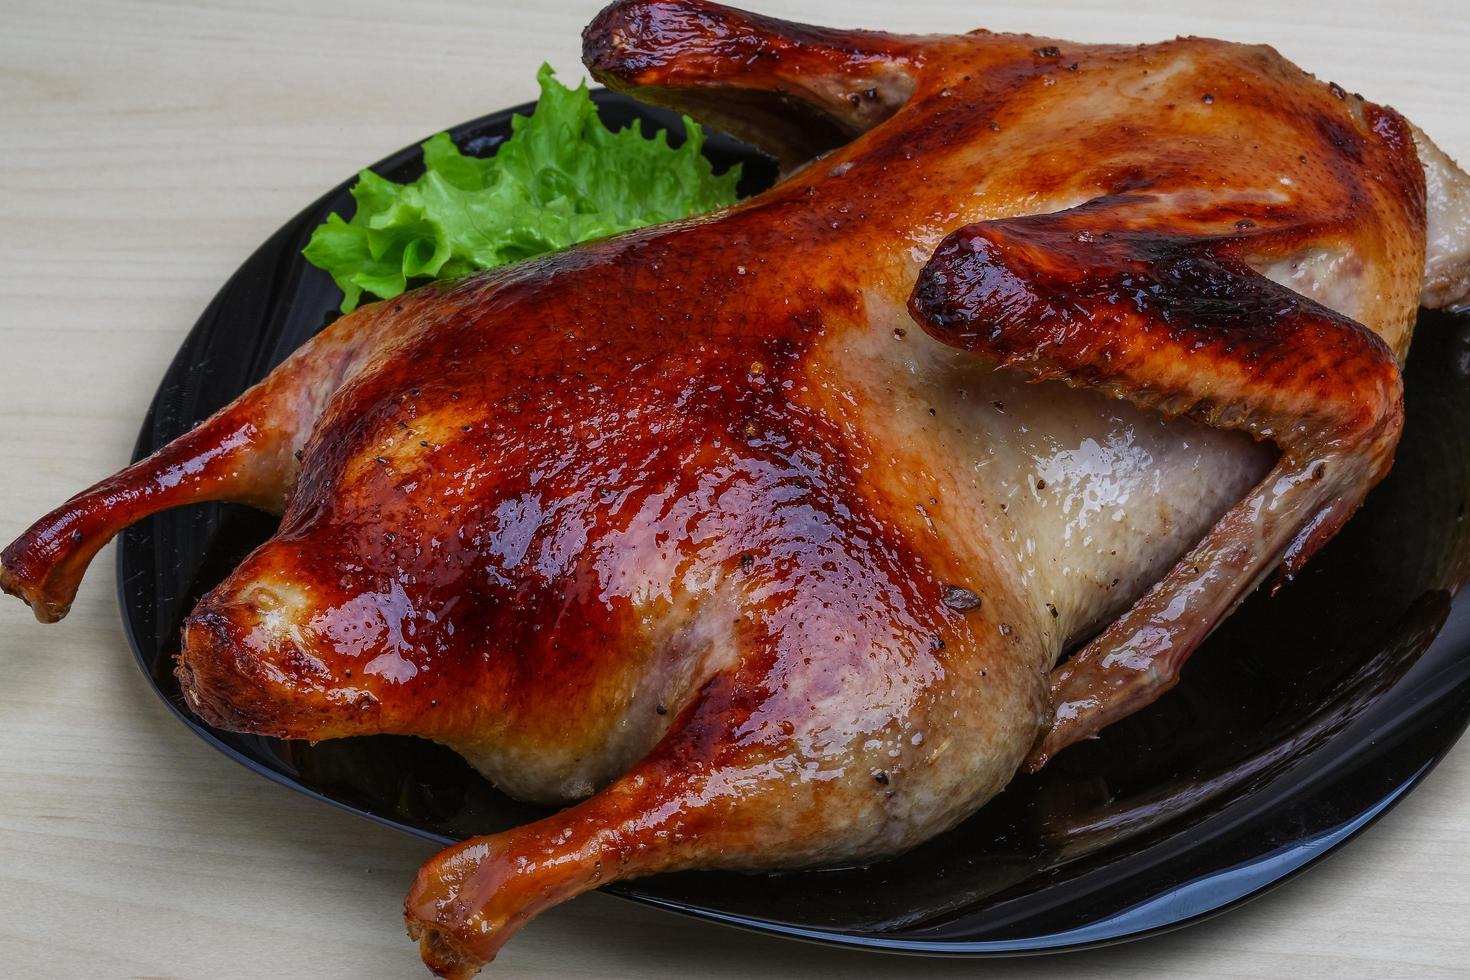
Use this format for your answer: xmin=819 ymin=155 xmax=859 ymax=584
xmin=303 ymin=64 xmax=742 ymax=312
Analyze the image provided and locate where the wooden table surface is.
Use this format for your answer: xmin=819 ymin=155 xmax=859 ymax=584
xmin=2 ymin=1 xmax=1468 ymax=976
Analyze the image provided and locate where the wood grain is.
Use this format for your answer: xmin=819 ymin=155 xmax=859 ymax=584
xmin=0 ymin=1 xmax=1466 ymax=977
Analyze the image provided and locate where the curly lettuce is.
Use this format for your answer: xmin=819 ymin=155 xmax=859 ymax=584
xmin=303 ymin=64 xmax=742 ymax=312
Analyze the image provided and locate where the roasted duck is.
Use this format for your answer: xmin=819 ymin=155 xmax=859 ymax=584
xmin=4 ymin=1 xmax=1469 ymax=976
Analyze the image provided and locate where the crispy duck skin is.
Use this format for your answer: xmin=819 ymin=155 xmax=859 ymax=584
xmin=4 ymin=1 xmax=1470 ymax=976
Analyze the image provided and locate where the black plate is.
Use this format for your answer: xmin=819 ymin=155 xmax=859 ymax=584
xmin=118 ymin=91 xmax=1470 ymax=955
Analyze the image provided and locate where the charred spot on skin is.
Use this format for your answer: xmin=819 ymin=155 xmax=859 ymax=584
xmin=1202 ymin=92 xmax=1215 ymax=104
xmin=739 ymin=552 xmax=755 ymax=571
xmin=356 ymin=692 xmax=378 ymax=711
xmin=1034 ymin=45 xmax=1061 ymax=58
xmin=941 ymin=585 xmax=981 ymax=611
xmin=1046 ymin=602 xmax=1059 ymax=619
xmin=1313 ymin=462 xmax=1328 ymax=480
xmin=1315 ymin=114 xmax=1366 ymax=163
xmin=872 ymin=769 xmax=889 ymax=786
xmin=70 ymin=529 xmax=83 ymax=545
xmin=1328 ymin=81 xmax=1347 ymax=100
xmin=656 ymin=704 xmax=667 ymax=715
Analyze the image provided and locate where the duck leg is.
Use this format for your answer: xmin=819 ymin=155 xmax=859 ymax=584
xmin=403 ymin=554 xmax=1050 ymax=977
xmin=0 ymin=299 xmax=407 ymax=623
xmin=907 ymin=193 xmax=1406 ymax=768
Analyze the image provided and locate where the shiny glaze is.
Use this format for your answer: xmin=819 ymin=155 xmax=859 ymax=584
xmin=2 ymin=2 xmax=1466 ymax=976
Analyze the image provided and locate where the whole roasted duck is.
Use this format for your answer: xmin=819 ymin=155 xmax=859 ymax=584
xmin=5 ymin=1 xmax=1469 ymax=975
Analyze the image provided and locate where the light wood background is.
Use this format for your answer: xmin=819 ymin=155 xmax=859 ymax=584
xmin=2 ymin=1 xmax=1468 ymax=977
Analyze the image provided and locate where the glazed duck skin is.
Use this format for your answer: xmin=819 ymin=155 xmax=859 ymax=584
xmin=5 ymin=1 xmax=1470 ymax=976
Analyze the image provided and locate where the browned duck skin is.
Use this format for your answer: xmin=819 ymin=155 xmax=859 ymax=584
xmin=2 ymin=1 xmax=1468 ymax=976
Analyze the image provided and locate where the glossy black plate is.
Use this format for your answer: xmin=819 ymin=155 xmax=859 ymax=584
xmin=118 ymin=91 xmax=1470 ymax=955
